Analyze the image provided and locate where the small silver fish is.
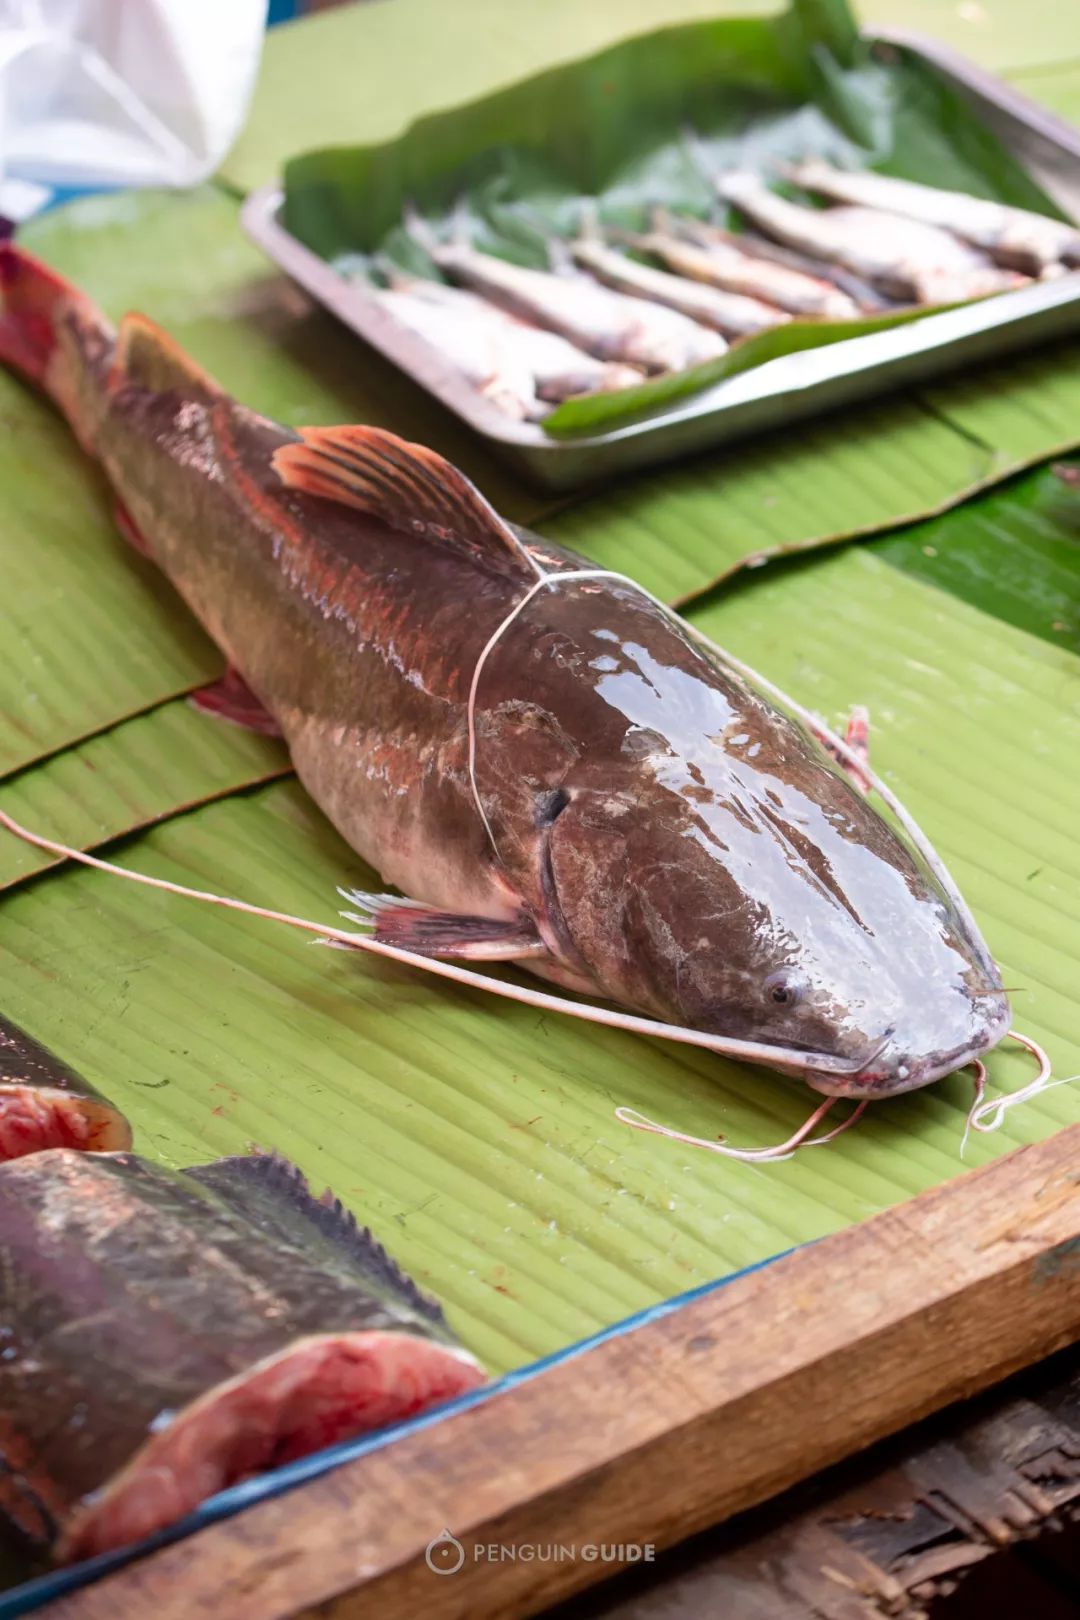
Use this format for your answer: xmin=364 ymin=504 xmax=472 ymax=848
xmin=619 ymin=212 xmax=859 ymax=320
xmin=788 ymin=158 xmax=1080 ymax=276
xmin=375 ymin=286 xmax=544 ymax=419
xmin=569 ymin=234 xmax=788 ymax=338
xmin=381 ymin=273 xmax=645 ymax=401
xmin=426 ymin=239 xmax=727 ymax=374
xmin=717 ymin=171 xmax=1024 ymax=304
xmin=723 ymin=226 xmax=898 ymax=311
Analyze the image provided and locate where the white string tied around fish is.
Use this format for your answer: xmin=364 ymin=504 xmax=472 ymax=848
xmin=0 ymin=566 xmax=1068 ymax=1166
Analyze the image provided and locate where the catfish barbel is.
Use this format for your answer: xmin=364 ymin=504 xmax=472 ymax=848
xmin=0 ymin=244 xmax=1012 ymax=1117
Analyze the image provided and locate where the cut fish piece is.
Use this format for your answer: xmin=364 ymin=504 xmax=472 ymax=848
xmin=0 ymin=1149 xmax=483 ymax=1563
xmin=0 ymin=1016 xmax=131 ymax=1162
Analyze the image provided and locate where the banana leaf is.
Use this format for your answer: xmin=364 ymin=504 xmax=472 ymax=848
xmin=544 ymin=343 xmax=1080 ymax=603
xmin=221 ymin=0 xmax=1080 ymax=197
xmin=0 ymin=700 xmax=289 ymax=891
xmin=877 ymin=460 xmax=1080 ymax=654
xmin=2 ymin=547 xmax=1075 ymax=1380
xmin=281 ymin=0 xmax=1072 ymax=436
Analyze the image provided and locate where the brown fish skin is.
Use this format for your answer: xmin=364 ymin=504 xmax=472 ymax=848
xmin=0 ymin=245 xmax=1008 ymax=1099
xmin=0 ymin=1149 xmax=482 ymax=1563
xmin=0 ymin=1015 xmax=131 ymax=1162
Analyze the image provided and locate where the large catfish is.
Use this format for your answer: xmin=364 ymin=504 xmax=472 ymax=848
xmin=0 ymin=245 xmax=1009 ymax=1101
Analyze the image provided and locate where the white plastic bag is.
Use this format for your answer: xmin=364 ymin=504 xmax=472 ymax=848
xmin=0 ymin=0 xmax=266 ymax=213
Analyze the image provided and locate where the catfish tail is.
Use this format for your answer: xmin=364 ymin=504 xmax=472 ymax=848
xmin=0 ymin=243 xmax=115 ymax=451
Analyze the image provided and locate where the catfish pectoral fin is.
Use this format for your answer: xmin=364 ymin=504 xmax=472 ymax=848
xmin=340 ymin=889 xmax=547 ymax=960
xmin=189 ymin=668 xmax=283 ymax=736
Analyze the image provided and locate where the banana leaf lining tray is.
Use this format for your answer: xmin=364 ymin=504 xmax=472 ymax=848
xmin=242 ymin=22 xmax=1080 ymax=493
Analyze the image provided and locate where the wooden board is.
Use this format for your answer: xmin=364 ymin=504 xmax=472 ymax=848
xmin=563 ymin=1345 xmax=1080 ymax=1617
xmin=44 ymin=1124 xmax=1080 ymax=1620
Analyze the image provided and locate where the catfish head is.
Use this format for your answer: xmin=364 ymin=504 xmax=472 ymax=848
xmin=486 ymin=594 xmax=1010 ymax=1099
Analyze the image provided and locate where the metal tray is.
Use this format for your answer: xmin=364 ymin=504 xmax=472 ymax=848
xmin=241 ymin=29 xmax=1080 ymax=494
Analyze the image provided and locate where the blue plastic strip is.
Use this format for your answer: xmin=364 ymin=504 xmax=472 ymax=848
xmin=0 ymin=1245 xmax=796 ymax=1615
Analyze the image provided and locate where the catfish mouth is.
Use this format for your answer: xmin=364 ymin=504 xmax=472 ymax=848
xmin=804 ymin=993 xmax=1012 ymax=1099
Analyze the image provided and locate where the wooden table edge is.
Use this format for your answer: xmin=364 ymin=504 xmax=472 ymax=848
xmin=41 ymin=1124 xmax=1080 ymax=1620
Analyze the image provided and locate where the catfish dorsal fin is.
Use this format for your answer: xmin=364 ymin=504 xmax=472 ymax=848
xmin=113 ymin=312 xmax=222 ymax=398
xmin=271 ymin=425 xmax=540 ymax=580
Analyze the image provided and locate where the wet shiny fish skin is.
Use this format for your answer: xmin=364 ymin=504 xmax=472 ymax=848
xmin=570 ymin=235 xmax=786 ymax=337
xmin=0 ymin=242 xmax=1009 ymax=1102
xmin=788 ymin=158 xmax=1080 ymax=276
xmin=717 ymin=171 xmax=1025 ymax=304
xmin=627 ymin=213 xmax=860 ymax=319
xmin=427 ymin=238 xmax=727 ymax=372
xmin=380 ymin=272 xmax=645 ymax=401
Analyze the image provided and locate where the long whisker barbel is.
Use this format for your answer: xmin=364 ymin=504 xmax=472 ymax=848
xmin=2 ymin=531 xmax=1068 ymax=1177
xmin=0 ymin=806 xmax=868 ymax=1076
xmin=0 ymin=808 xmax=1063 ymax=1162
xmin=616 ymin=1095 xmax=869 ymax=1164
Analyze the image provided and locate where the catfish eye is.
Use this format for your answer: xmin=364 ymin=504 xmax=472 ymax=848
xmin=764 ymin=971 xmax=802 ymax=1008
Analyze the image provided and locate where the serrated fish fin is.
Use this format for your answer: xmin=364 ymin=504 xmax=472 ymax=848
xmin=185 ymin=1151 xmax=450 ymax=1329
